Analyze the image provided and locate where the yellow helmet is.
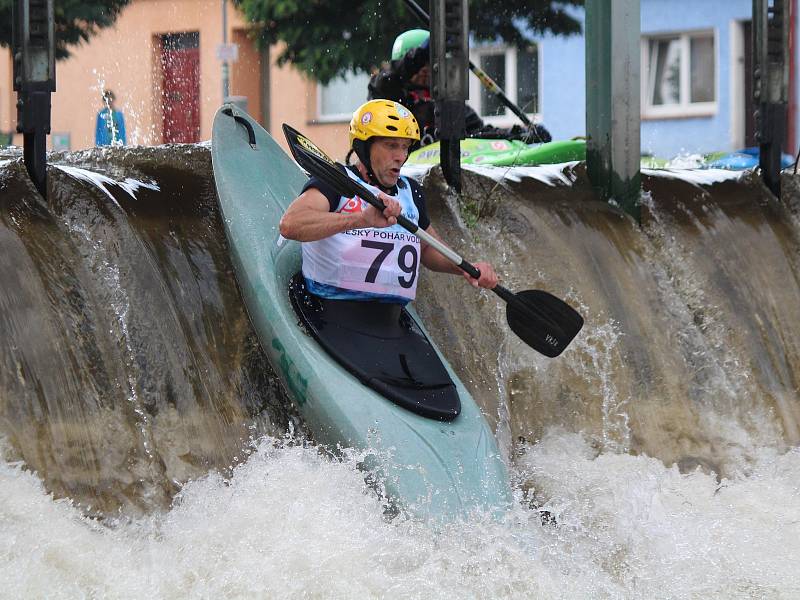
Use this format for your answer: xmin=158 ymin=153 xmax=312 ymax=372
xmin=349 ymin=100 xmax=421 ymax=147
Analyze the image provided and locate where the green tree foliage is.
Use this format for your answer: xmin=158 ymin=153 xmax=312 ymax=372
xmin=235 ymin=0 xmax=583 ymax=84
xmin=0 ymin=0 xmax=131 ymax=59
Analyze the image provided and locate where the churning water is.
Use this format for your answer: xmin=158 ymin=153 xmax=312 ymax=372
xmin=1 ymin=144 xmax=799 ymax=598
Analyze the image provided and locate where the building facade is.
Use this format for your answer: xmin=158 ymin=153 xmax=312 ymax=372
xmin=0 ymin=0 xmax=352 ymax=158
xmin=1 ymin=0 xmax=797 ymax=161
xmin=464 ymin=0 xmax=798 ymax=159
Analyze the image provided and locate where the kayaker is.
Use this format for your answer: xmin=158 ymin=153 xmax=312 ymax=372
xmin=368 ymin=29 xmax=552 ymax=147
xmin=279 ymin=99 xmax=499 ymax=303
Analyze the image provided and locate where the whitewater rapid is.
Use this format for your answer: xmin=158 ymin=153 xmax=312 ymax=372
xmin=2 ymin=431 xmax=799 ymax=599
xmin=3 ymin=148 xmax=800 ymax=598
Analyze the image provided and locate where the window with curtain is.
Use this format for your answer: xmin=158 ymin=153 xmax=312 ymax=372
xmin=470 ymin=44 xmax=541 ymax=123
xmin=643 ymin=31 xmax=716 ymax=118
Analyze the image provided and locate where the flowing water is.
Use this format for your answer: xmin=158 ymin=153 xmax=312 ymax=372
xmin=1 ymin=144 xmax=799 ymax=598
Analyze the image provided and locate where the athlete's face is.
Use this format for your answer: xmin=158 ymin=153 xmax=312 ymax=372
xmin=369 ymin=137 xmax=414 ymax=187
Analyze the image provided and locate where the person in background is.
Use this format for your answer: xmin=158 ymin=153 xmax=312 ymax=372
xmin=368 ymin=29 xmax=551 ymax=147
xmin=95 ymin=90 xmax=127 ymax=146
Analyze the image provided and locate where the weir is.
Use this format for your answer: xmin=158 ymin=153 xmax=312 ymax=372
xmin=0 ymin=146 xmax=293 ymax=515
xmin=1 ymin=143 xmax=799 ymax=515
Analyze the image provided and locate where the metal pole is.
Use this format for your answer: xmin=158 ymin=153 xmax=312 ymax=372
xmin=585 ymin=0 xmax=641 ymax=221
xmin=222 ymin=0 xmax=230 ymax=102
xmin=12 ymin=0 xmax=55 ymax=199
xmin=788 ymin=0 xmax=797 ymax=154
xmin=403 ymin=0 xmax=534 ymax=129
xmin=753 ymin=0 xmax=790 ymax=196
xmin=430 ymin=0 xmax=468 ymax=193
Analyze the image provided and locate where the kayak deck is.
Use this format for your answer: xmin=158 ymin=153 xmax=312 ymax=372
xmin=289 ymin=274 xmax=461 ymax=421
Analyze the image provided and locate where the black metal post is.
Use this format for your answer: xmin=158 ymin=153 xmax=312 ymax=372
xmin=753 ymin=0 xmax=790 ymax=196
xmin=12 ymin=0 xmax=56 ymax=199
xmin=430 ymin=0 xmax=468 ymax=193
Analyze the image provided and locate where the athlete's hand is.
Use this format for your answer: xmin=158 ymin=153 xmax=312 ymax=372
xmin=463 ymin=261 xmax=498 ymax=289
xmin=360 ymin=192 xmax=401 ymax=228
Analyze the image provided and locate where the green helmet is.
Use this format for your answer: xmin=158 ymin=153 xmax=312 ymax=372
xmin=391 ymin=29 xmax=430 ymax=60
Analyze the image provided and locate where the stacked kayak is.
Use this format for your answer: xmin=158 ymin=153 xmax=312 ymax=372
xmin=703 ymin=147 xmax=795 ymax=170
xmin=211 ymin=104 xmax=511 ymax=520
xmin=406 ymin=137 xmax=586 ymax=167
xmin=408 ymin=137 xmax=795 ymax=171
xmin=642 ymin=148 xmax=796 ymax=170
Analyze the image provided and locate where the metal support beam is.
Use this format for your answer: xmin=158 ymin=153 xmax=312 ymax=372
xmin=430 ymin=0 xmax=468 ymax=192
xmin=585 ymin=0 xmax=641 ymax=221
xmin=753 ymin=0 xmax=790 ymax=196
xmin=222 ymin=0 xmax=230 ymax=102
xmin=12 ymin=0 xmax=55 ymax=199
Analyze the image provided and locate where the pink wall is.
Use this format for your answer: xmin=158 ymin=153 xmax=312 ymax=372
xmin=1 ymin=0 xmax=352 ymax=158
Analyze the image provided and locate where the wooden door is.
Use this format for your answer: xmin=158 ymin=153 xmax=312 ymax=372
xmin=161 ymin=32 xmax=200 ymax=143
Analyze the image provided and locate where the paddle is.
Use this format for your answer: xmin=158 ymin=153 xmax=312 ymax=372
xmin=281 ymin=124 xmax=583 ymax=357
xmin=401 ymin=0 xmax=542 ymax=139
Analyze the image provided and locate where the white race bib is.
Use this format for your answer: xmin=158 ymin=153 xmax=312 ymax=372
xmin=302 ymin=172 xmax=422 ymax=300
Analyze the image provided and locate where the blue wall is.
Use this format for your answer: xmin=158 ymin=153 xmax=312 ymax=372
xmin=639 ymin=0 xmax=751 ymax=156
xmin=535 ymin=0 xmax=797 ymax=159
xmin=538 ymin=6 xmax=586 ymax=142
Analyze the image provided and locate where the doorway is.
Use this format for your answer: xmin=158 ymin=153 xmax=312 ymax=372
xmin=731 ymin=20 xmax=756 ymax=150
xmin=731 ymin=21 xmax=756 ymax=150
xmin=160 ymin=32 xmax=200 ymax=143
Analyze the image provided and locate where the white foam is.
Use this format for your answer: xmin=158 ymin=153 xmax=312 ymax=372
xmin=643 ymin=167 xmax=746 ymax=187
xmin=2 ymin=432 xmax=798 ymax=598
xmin=55 ymin=165 xmax=160 ymax=207
xmin=522 ymin=431 xmax=800 ymax=598
xmin=464 ymin=162 xmax=580 ymax=186
xmin=400 ymin=163 xmax=434 ymax=181
xmin=402 ymin=162 xmax=580 ymax=187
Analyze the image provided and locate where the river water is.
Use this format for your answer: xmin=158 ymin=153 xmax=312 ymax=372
xmin=1 ymin=144 xmax=799 ymax=598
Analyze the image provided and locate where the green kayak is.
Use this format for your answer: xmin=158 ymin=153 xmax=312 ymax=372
xmin=406 ymin=137 xmax=586 ymax=167
xmin=406 ymin=137 xmax=783 ymax=171
xmin=211 ymin=104 xmax=511 ymax=520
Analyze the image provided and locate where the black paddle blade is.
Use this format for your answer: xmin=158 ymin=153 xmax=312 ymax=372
xmin=505 ymin=290 xmax=583 ymax=357
xmin=282 ymin=123 xmax=360 ymax=200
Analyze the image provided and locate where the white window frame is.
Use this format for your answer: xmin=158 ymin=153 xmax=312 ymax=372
xmin=641 ymin=29 xmax=718 ymax=120
xmin=468 ymin=43 xmax=543 ymax=127
xmin=316 ymin=71 xmax=371 ymax=123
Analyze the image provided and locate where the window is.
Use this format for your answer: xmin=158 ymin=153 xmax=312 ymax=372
xmin=469 ymin=44 xmax=541 ymax=124
xmin=642 ymin=31 xmax=716 ymax=118
xmin=317 ymin=71 xmax=371 ymax=122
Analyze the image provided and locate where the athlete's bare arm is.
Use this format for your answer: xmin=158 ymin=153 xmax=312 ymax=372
xmin=421 ymin=225 xmax=498 ymax=289
xmin=280 ymin=189 xmax=401 ymax=242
